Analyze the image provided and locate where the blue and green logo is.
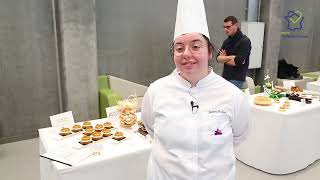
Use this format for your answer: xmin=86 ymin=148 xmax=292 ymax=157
xmin=281 ymin=10 xmax=307 ymax=38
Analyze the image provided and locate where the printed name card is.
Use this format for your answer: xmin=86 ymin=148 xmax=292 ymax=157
xmin=282 ymin=80 xmax=295 ymax=89
xmin=50 ymin=111 xmax=75 ymax=127
xmin=106 ymin=106 xmax=119 ymax=120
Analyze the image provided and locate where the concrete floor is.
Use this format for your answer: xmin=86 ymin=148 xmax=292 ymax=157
xmin=0 ymin=138 xmax=319 ymax=180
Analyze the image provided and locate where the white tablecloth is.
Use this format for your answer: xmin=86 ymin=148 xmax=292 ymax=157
xmin=39 ymin=115 xmax=151 ymax=180
xmin=235 ymin=93 xmax=320 ymax=174
xmin=306 ymin=81 xmax=320 ymax=93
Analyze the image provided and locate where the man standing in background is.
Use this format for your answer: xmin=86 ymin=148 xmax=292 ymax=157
xmin=217 ymin=16 xmax=251 ymax=89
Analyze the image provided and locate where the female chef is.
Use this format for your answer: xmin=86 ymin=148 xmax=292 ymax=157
xmin=141 ymin=0 xmax=250 ymax=180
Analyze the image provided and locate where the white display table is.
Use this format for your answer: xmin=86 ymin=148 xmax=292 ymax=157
xmin=38 ymin=115 xmax=151 ymax=180
xmin=235 ymin=93 xmax=320 ymax=174
xmin=306 ymin=81 xmax=320 ymax=93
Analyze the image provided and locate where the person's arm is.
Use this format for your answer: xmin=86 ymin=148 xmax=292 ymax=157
xmin=217 ymin=49 xmax=236 ymax=64
xmin=141 ymin=87 xmax=154 ymax=138
xmin=232 ymin=92 xmax=251 ymax=147
xmin=232 ymin=38 xmax=251 ymax=67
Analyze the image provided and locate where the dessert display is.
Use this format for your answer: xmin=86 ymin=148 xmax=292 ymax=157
xmin=80 ymin=135 xmax=92 ymax=145
xmin=288 ymin=93 xmax=312 ymax=104
xmin=113 ymin=131 xmax=125 ymax=141
xmin=102 ymin=128 xmax=112 ymax=137
xmin=95 ymin=124 xmax=104 ymax=131
xmin=103 ymin=122 xmax=113 ymax=129
xmin=83 ymin=127 xmax=94 ymax=136
xmin=118 ymin=103 xmax=137 ymax=128
xmin=82 ymin=121 xmax=92 ymax=129
xmin=254 ymin=96 xmax=272 ymax=106
xmin=92 ymin=131 xmax=103 ymax=141
xmin=59 ymin=127 xmax=72 ymax=136
xmin=72 ymin=124 xmax=82 ymax=132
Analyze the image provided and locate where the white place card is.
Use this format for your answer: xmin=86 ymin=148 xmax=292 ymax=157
xmin=282 ymin=80 xmax=295 ymax=89
xmin=105 ymin=106 xmax=119 ymax=120
xmin=50 ymin=111 xmax=75 ymax=127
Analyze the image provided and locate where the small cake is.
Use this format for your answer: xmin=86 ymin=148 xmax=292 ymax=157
xmin=83 ymin=127 xmax=94 ymax=136
xmin=103 ymin=122 xmax=113 ymax=129
xmin=113 ymin=131 xmax=125 ymax=141
xmin=92 ymin=131 xmax=103 ymax=141
xmin=72 ymin=124 xmax=82 ymax=132
xmin=102 ymin=128 xmax=112 ymax=137
xmin=254 ymin=96 xmax=272 ymax=106
xmin=80 ymin=135 xmax=92 ymax=145
xmin=82 ymin=121 xmax=92 ymax=129
xmin=59 ymin=127 xmax=71 ymax=136
xmin=279 ymin=106 xmax=286 ymax=112
xmin=273 ymin=99 xmax=280 ymax=103
xmin=283 ymin=100 xmax=290 ymax=108
xmin=95 ymin=124 xmax=104 ymax=131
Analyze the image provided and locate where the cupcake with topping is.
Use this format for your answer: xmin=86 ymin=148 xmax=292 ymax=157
xmin=80 ymin=135 xmax=92 ymax=145
xmin=59 ymin=127 xmax=71 ymax=136
xmin=92 ymin=131 xmax=103 ymax=141
xmin=83 ymin=127 xmax=94 ymax=136
xmin=95 ymin=124 xmax=104 ymax=131
xmin=72 ymin=124 xmax=82 ymax=132
xmin=102 ymin=128 xmax=112 ymax=137
xmin=103 ymin=122 xmax=113 ymax=129
xmin=113 ymin=131 xmax=125 ymax=141
xmin=82 ymin=121 xmax=92 ymax=129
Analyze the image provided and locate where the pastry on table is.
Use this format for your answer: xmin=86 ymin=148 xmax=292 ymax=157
xmin=279 ymin=106 xmax=286 ymax=112
xmin=80 ymin=135 xmax=92 ymax=145
xmin=83 ymin=127 xmax=94 ymax=136
xmin=102 ymin=128 xmax=112 ymax=137
xmin=95 ymin=124 xmax=104 ymax=131
xmin=59 ymin=127 xmax=72 ymax=136
xmin=92 ymin=131 xmax=103 ymax=141
xmin=82 ymin=121 xmax=92 ymax=129
xmin=283 ymin=100 xmax=290 ymax=108
xmin=72 ymin=124 xmax=82 ymax=132
xmin=113 ymin=131 xmax=125 ymax=141
xmin=273 ymin=99 xmax=280 ymax=103
xmin=254 ymin=96 xmax=272 ymax=106
xmin=291 ymin=86 xmax=303 ymax=93
xmin=103 ymin=122 xmax=113 ymax=129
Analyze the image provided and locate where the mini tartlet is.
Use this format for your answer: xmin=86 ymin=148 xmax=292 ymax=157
xmin=72 ymin=124 xmax=82 ymax=132
xmin=83 ymin=127 xmax=94 ymax=136
xmin=95 ymin=124 xmax=104 ymax=131
xmin=103 ymin=122 xmax=113 ymax=129
xmin=92 ymin=131 xmax=103 ymax=141
xmin=82 ymin=121 xmax=92 ymax=129
xmin=102 ymin=128 xmax=112 ymax=137
xmin=59 ymin=127 xmax=71 ymax=136
xmin=80 ymin=135 xmax=92 ymax=145
xmin=113 ymin=131 xmax=125 ymax=141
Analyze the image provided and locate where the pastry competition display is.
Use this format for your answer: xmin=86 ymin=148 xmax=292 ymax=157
xmin=82 ymin=121 xmax=93 ymax=129
xmin=113 ymin=131 xmax=125 ymax=141
xmin=103 ymin=122 xmax=113 ymax=129
xmin=72 ymin=124 xmax=82 ymax=133
xmin=118 ymin=97 xmax=138 ymax=128
xmin=59 ymin=127 xmax=72 ymax=136
xmin=95 ymin=124 xmax=104 ymax=131
xmin=80 ymin=135 xmax=92 ymax=145
xmin=254 ymin=96 xmax=273 ymax=106
xmin=102 ymin=128 xmax=112 ymax=137
xmin=92 ymin=131 xmax=103 ymax=141
xmin=83 ymin=127 xmax=94 ymax=136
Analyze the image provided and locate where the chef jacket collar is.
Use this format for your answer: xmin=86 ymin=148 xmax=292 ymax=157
xmin=172 ymin=67 xmax=216 ymax=88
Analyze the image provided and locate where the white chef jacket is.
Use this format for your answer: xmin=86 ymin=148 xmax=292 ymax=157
xmin=141 ymin=69 xmax=250 ymax=180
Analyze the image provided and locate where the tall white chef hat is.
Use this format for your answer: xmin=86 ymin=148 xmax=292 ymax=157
xmin=174 ymin=0 xmax=210 ymax=40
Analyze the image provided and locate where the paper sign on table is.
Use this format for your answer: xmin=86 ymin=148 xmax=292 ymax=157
xmin=50 ymin=111 xmax=74 ymax=127
xmin=282 ymin=80 xmax=295 ymax=89
xmin=106 ymin=106 xmax=119 ymax=120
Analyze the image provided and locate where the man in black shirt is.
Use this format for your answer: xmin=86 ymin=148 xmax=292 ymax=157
xmin=217 ymin=16 xmax=251 ymax=89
